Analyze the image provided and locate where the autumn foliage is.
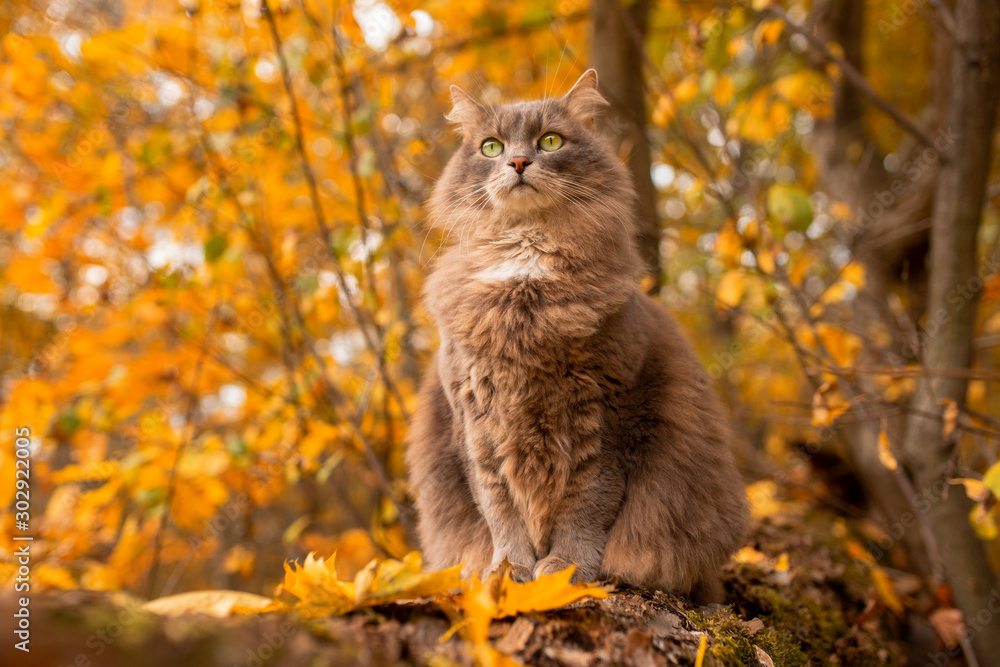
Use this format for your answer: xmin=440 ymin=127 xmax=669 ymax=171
xmin=1 ymin=0 xmax=1000 ymax=661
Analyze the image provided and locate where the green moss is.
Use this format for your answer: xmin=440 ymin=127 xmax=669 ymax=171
xmin=686 ymin=607 xmax=806 ymax=666
xmin=688 ymin=608 xmax=756 ymax=665
xmin=755 ymin=627 xmax=807 ymax=666
xmin=738 ymin=581 xmax=848 ymax=660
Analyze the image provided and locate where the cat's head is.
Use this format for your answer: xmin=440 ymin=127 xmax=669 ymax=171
xmin=428 ymin=70 xmax=637 ymax=243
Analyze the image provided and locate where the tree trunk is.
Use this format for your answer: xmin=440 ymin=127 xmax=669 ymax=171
xmin=589 ymin=0 xmax=661 ymax=289
xmin=901 ymin=0 xmax=1000 ymax=662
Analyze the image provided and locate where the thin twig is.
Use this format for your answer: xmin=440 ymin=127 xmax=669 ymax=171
xmin=144 ymin=289 xmax=219 ymax=599
xmin=806 ymin=365 xmax=1000 ymax=382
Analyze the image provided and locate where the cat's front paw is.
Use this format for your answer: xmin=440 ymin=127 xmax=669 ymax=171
xmin=485 ymin=560 xmax=534 ymax=583
xmin=534 ymin=555 xmax=593 ymax=582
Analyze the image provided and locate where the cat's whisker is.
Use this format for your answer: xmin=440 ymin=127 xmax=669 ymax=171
xmin=422 ymin=186 xmax=490 ymax=265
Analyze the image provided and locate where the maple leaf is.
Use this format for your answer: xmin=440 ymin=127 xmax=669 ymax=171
xmin=144 ymin=590 xmax=273 ymax=617
xmin=495 ymin=565 xmax=610 ymax=617
xmin=275 ymin=551 xmax=461 ymax=618
xmin=277 ymin=552 xmax=357 ymax=618
xmin=353 ymin=551 xmax=462 ymax=605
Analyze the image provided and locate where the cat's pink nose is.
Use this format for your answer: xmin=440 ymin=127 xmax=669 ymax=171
xmin=508 ymin=156 xmax=531 ymax=173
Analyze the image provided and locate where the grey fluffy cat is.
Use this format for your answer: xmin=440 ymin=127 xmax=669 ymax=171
xmin=405 ymin=70 xmax=747 ymax=602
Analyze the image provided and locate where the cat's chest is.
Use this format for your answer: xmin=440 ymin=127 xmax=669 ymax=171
xmin=470 ymin=244 xmax=553 ymax=282
xmin=441 ymin=334 xmax=604 ymax=437
xmin=430 ymin=276 xmax=607 ymax=358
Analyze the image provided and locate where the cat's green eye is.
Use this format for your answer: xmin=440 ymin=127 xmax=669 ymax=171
xmin=481 ymin=139 xmax=504 ymax=158
xmin=539 ymin=132 xmax=564 ymax=152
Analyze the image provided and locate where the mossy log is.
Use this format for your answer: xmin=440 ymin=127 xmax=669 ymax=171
xmin=0 ymin=514 xmax=908 ymax=666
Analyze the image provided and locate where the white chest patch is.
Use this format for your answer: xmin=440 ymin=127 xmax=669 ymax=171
xmin=472 ymin=249 xmax=550 ymax=282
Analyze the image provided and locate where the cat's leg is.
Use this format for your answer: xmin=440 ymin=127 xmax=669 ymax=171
xmin=413 ymin=444 xmax=493 ymax=576
xmin=470 ymin=453 xmax=538 ymax=582
xmin=406 ymin=360 xmax=492 ymax=575
xmin=534 ymin=454 xmax=624 ymax=583
xmin=599 ymin=400 xmax=747 ymax=596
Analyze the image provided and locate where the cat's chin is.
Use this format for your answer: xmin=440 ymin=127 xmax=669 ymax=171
xmin=497 ymin=187 xmax=550 ymax=216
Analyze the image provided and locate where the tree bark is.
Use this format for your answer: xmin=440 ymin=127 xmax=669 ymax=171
xmin=901 ymin=0 xmax=1000 ymax=662
xmin=589 ymin=0 xmax=661 ymax=290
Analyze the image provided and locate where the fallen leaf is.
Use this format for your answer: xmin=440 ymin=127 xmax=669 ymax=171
xmin=774 ymin=553 xmax=790 ymax=572
xmin=870 ymin=565 xmax=903 ymax=615
xmin=929 ymin=607 xmax=965 ymax=648
xmin=694 ymin=633 xmax=708 ymax=667
xmin=755 ymin=645 xmax=775 ymax=667
xmin=354 ymin=551 xmax=462 ymax=605
xmin=735 ymin=546 xmax=768 ymax=565
xmin=496 ymin=565 xmax=609 ymax=617
xmin=743 ymin=618 xmax=765 ymax=635
xmin=276 ymin=551 xmax=462 ymax=618
xmin=143 ymin=590 xmax=273 ymax=617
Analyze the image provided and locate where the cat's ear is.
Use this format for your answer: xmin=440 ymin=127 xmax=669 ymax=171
xmin=446 ymin=85 xmax=487 ymax=135
xmin=563 ymin=69 xmax=608 ymax=128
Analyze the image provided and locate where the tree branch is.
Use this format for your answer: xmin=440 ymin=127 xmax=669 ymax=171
xmin=762 ymin=5 xmax=939 ymax=150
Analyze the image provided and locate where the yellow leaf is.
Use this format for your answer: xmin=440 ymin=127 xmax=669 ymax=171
xmin=772 ymin=71 xmax=830 ymax=118
xmin=846 ymin=541 xmax=875 ymax=565
xmin=713 ymin=75 xmax=735 ymax=107
xmin=950 ymin=478 xmax=990 ymax=503
xmin=495 ymin=565 xmax=609 ymax=617
xmin=983 ymin=461 xmax=1000 ymax=500
xmin=673 ymin=75 xmax=700 ymax=104
xmin=716 ymin=222 xmax=744 ymax=267
xmin=694 ymin=633 xmax=708 ymax=667
xmin=716 ymin=270 xmax=744 ymax=309
xmin=774 ymin=553 xmax=790 ymax=572
xmin=870 ymin=565 xmax=904 ymax=615
xmin=35 ymin=565 xmax=78 ymax=590
xmin=746 ymin=480 xmax=783 ymax=519
xmin=279 ymin=552 xmax=357 ymax=618
xmin=841 ymin=262 xmax=866 ymax=289
xmin=354 ymin=551 xmax=462 ymax=605
xmin=877 ymin=429 xmax=897 ymax=470
xmin=299 ymin=421 xmax=338 ymax=460
xmin=811 ymin=380 xmax=850 ymax=426
xmin=754 ymin=20 xmax=784 ymax=48
xmin=816 ymin=324 xmax=862 ymax=367
xmin=461 ymin=576 xmax=498 ymax=644
xmin=734 ymin=546 xmax=768 ymax=565
xmin=144 ymin=590 xmax=273 ymax=617
xmin=276 ymin=552 xmax=461 ymax=619
xmin=756 ymin=247 xmax=776 ymax=274
xmin=941 ymin=399 xmax=959 ymax=440
xmin=969 ymin=503 xmax=998 ymax=540
xmin=224 ymin=545 xmax=256 ymax=580
xmin=652 ymin=94 xmax=676 ymax=126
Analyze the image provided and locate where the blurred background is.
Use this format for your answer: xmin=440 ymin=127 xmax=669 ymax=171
xmin=0 ymin=0 xmax=998 ymax=653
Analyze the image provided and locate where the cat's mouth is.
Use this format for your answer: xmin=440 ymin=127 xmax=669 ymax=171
xmin=508 ymin=180 xmax=537 ymax=193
